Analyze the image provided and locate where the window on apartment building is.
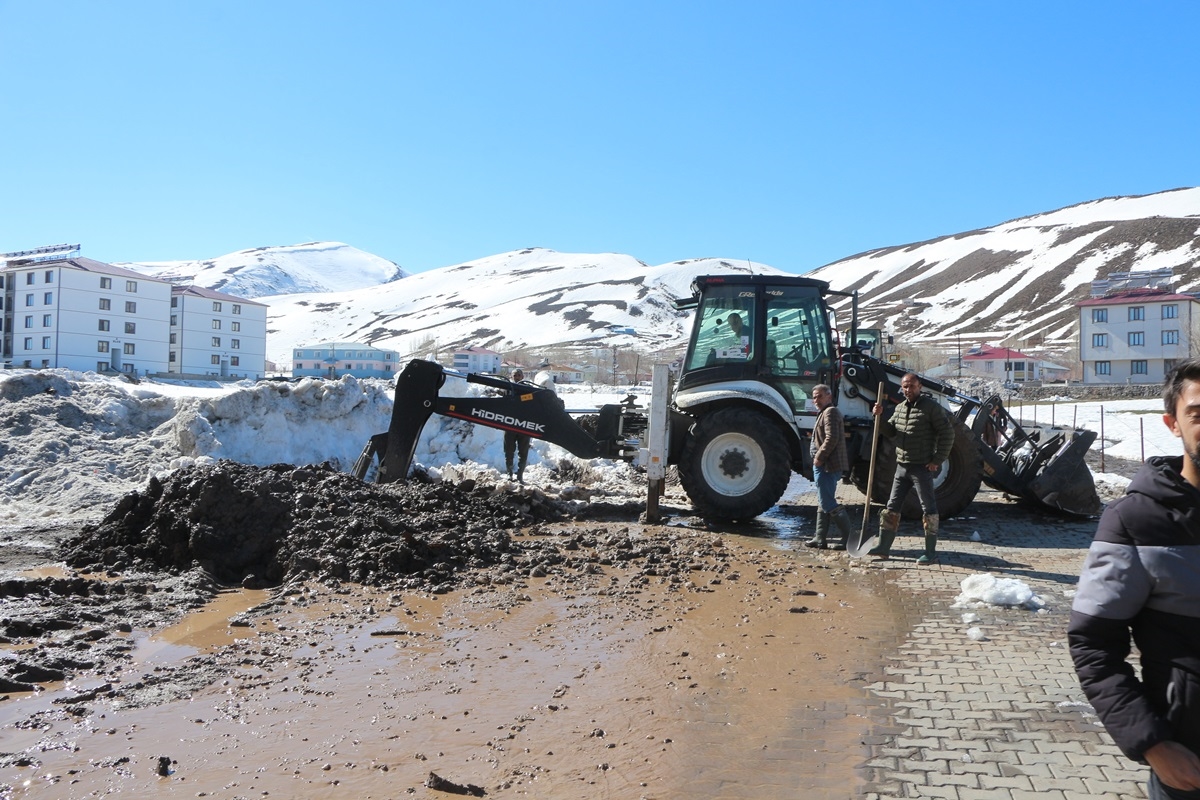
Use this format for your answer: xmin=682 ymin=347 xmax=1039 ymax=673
xmin=171 ymin=297 xmax=178 ymax=308
xmin=41 ymin=336 xmax=51 ymax=349
xmin=169 ymin=333 xmax=177 ymax=344
xmin=99 ymin=319 xmax=110 ymax=331
xmin=99 ymin=298 xmax=110 ymax=310
xmin=23 ymin=315 xmax=32 ymax=328
xmin=231 ymin=339 xmax=240 ymax=349
xmin=25 ymin=272 xmax=34 ymax=285
xmin=1132 ymin=360 xmax=1148 ymax=375
xmin=211 ymin=355 xmax=221 ymax=365
xmin=1164 ymin=330 xmax=1180 ymax=345
xmin=123 ymin=343 xmax=135 ymax=355
xmin=1095 ymin=361 xmax=1111 ymax=376
xmin=100 ymin=277 xmax=111 ymax=289
xmin=212 ymin=320 xmax=221 ymax=330
xmin=125 ymin=301 xmax=136 ymax=313
xmin=1166 ymin=359 xmax=1178 ymax=375
xmin=126 ymin=280 xmax=137 ymax=293
xmin=44 ymin=270 xmax=53 ymax=283
xmin=25 ymin=294 xmax=33 ymax=306
xmin=98 ymin=341 xmax=110 ymax=353
xmin=170 ymin=315 xmax=177 ymax=326
xmin=1129 ymin=332 xmax=1145 ymax=346
xmin=1129 ymin=306 xmax=1145 ymax=321
xmin=212 ymin=337 xmax=221 ymax=347
xmin=231 ymin=321 xmax=240 ymax=332
xmin=232 ymin=304 xmax=241 ymax=315
xmin=42 ymin=314 xmax=51 ymax=327
xmin=122 ymin=363 xmax=133 ymax=374
xmin=1092 ymin=308 xmax=1108 ymax=323
xmin=23 ymin=337 xmax=32 ymax=350
xmin=97 ymin=361 xmax=107 ymax=371
xmin=385 ymin=353 xmax=393 ymax=360
xmin=125 ymin=322 xmax=136 ymax=334
xmin=213 ymin=301 xmax=222 ymax=312
xmin=43 ymin=292 xmax=52 ymax=304
xmin=1092 ymin=333 xmax=1108 ymax=348
xmin=169 ymin=352 xmax=176 ymax=362
xmin=231 ymin=356 xmax=240 ymax=366
xmin=1164 ymin=304 xmax=1178 ymax=319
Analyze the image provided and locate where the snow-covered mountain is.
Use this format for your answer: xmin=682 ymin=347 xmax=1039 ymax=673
xmin=119 ymin=241 xmax=406 ymax=299
xmin=265 ymin=251 xmax=786 ymax=367
xmin=807 ymin=187 xmax=1200 ymax=352
xmin=120 ymin=188 xmax=1200 ymax=368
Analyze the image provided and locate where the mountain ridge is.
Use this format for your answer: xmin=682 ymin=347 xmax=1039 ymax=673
xmin=121 ymin=188 xmax=1200 ymax=369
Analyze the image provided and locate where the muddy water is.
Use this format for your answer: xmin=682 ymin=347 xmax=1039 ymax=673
xmin=0 ymin=530 xmax=915 ymax=799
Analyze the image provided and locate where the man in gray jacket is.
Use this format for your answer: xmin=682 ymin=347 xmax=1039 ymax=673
xmin=870 ymin=373 xmax=954 ymax=563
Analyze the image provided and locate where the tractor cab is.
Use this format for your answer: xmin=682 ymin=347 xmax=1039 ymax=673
xmin=677 ymin=275 xmax=838 ymax=420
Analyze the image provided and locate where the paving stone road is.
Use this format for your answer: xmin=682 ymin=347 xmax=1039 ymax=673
xmin=831 ymin=489 xmax=1150 ymax=800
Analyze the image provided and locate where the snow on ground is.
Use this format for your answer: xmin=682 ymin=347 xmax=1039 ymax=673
xmin=0 ymin=369 xmax=643 ymax=525
xmin=0 ymin=369 xmax=1185 ymax=526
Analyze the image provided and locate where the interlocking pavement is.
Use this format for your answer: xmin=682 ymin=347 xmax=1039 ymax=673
xmin=841 ymin=490 xmax=1150 ymax=799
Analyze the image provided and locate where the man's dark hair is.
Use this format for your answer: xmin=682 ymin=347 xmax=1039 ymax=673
xmin=1163 ymin=358 xmax=1200 ymax=415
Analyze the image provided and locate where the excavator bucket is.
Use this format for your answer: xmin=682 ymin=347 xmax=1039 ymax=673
xmin=353 ymin=358 xmax=445 ymax=483
xmin=970 ymin=395 xmax=1102 ymax=516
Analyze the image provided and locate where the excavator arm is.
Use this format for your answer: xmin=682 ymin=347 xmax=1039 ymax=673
xmin=354 ymin=359 xmax=639 ymax=483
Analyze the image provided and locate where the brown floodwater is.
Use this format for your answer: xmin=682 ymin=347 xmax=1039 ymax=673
xmin=1 ymin=528 xmax=915 ymax=799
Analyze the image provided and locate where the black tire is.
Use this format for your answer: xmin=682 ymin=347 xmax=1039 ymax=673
xmin=678 ymin=406 xmax=793 ymax=521
xmin=851 ymin=417 xmax=982 ymax=520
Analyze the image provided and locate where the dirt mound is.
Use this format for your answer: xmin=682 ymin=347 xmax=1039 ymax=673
xmin=63 ymin=461 xmax=570 ymax=589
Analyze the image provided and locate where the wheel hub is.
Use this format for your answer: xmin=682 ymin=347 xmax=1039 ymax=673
xmin=719 ymin=448 xmax=749 ymax=479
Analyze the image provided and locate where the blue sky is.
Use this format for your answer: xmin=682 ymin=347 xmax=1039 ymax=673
xmin=2 ymin=1 xmax=1196 ymax=274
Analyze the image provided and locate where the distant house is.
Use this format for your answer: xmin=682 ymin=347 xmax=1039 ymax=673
xmin=169 ymin=286 xmax=268 ymax=380
xmin=543 ymin=363 xmax=584 ymax=384
xmin=292 ymin=342 xmax=399 ymax=379
xmin=952 ymin=344 xmax=1052 ymax=383
xmin=2 ymin=255 xmax=172 ymax=375
xmin=1077 ymin=287 xmax=1200 ymax=384
xmin=452 ymin=346 xmax=502 ymax=374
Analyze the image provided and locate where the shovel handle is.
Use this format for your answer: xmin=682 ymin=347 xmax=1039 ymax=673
xmin=860 ymin=381 xmax=887 ymax=538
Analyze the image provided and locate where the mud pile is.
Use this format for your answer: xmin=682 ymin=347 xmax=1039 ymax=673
xmin=63 ymin=461 xmax=571 ymax=589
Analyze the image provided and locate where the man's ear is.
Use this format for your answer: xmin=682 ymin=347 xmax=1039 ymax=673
xmin=1164 ymin=413 xmax=1182 ymax=438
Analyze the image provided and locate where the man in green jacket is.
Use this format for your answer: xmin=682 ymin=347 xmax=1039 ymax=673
xmin=870 ymin=373 xmax=955 ymax=563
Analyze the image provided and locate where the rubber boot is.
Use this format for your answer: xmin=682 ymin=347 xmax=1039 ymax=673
xmin=869 ymin=510 xmax=900 ymax=559
xmin=829 ymin=507 xmax=852 ymax=550
xmin=916 ymin=514 xmax=939 ymax=564
xmin=805 ymin=510 xmax=830 ymax=549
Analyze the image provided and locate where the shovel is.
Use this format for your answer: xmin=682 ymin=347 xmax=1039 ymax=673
xmin=847 ymin=382 xmax=886 ymax=558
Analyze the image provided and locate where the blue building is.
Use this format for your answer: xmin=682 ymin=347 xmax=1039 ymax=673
xmin=292 ymin=341 xmax=399 ymax=379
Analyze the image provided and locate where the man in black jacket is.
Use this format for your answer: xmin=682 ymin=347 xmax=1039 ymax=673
xmin=1069 ymin=359 xmax=1200 ymax=799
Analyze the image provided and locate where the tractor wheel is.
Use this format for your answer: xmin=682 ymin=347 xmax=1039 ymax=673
xmin=851 ymin=417 xmax=982 ymax=520
xmin=678 ymin=407 xmax=792 ymax=521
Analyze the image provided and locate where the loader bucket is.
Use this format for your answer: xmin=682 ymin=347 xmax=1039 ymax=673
xmin=971 ymin=395 xmax=1101 ymax=516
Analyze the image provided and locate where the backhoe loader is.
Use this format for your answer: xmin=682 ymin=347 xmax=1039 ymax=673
xmin=353 ymin=274 xmax=1100 ymax=521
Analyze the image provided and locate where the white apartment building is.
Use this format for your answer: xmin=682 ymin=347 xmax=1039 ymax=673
xmin=292 ymin=342 xmax=399 ymax=379
xmin=1078 ymin=287 xmax=1200 ymax=384
xmin=452 ymin=346 xmax=502 ymax=374
xmin=2 ymin=256 xmax=171 ymax=375
xmin=170 ymin=286 xmax=268 ymax=379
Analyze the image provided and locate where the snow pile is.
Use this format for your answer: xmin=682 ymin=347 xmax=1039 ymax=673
xmin=0 ymin=369 xmax=641 ymax=525
xmin=953 ymin=573 xmax=1045 ymax=610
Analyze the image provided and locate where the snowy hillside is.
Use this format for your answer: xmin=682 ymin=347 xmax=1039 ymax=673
xmin=110 ymin=187 xmax=1200 ymax=367
xmin=806 ymin=187 xmax=1200 ymax=354
xmin=119 ymin=241 xmax=407 ymax=299
xmin=263 ymin=250 xmax=787 ymax=366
